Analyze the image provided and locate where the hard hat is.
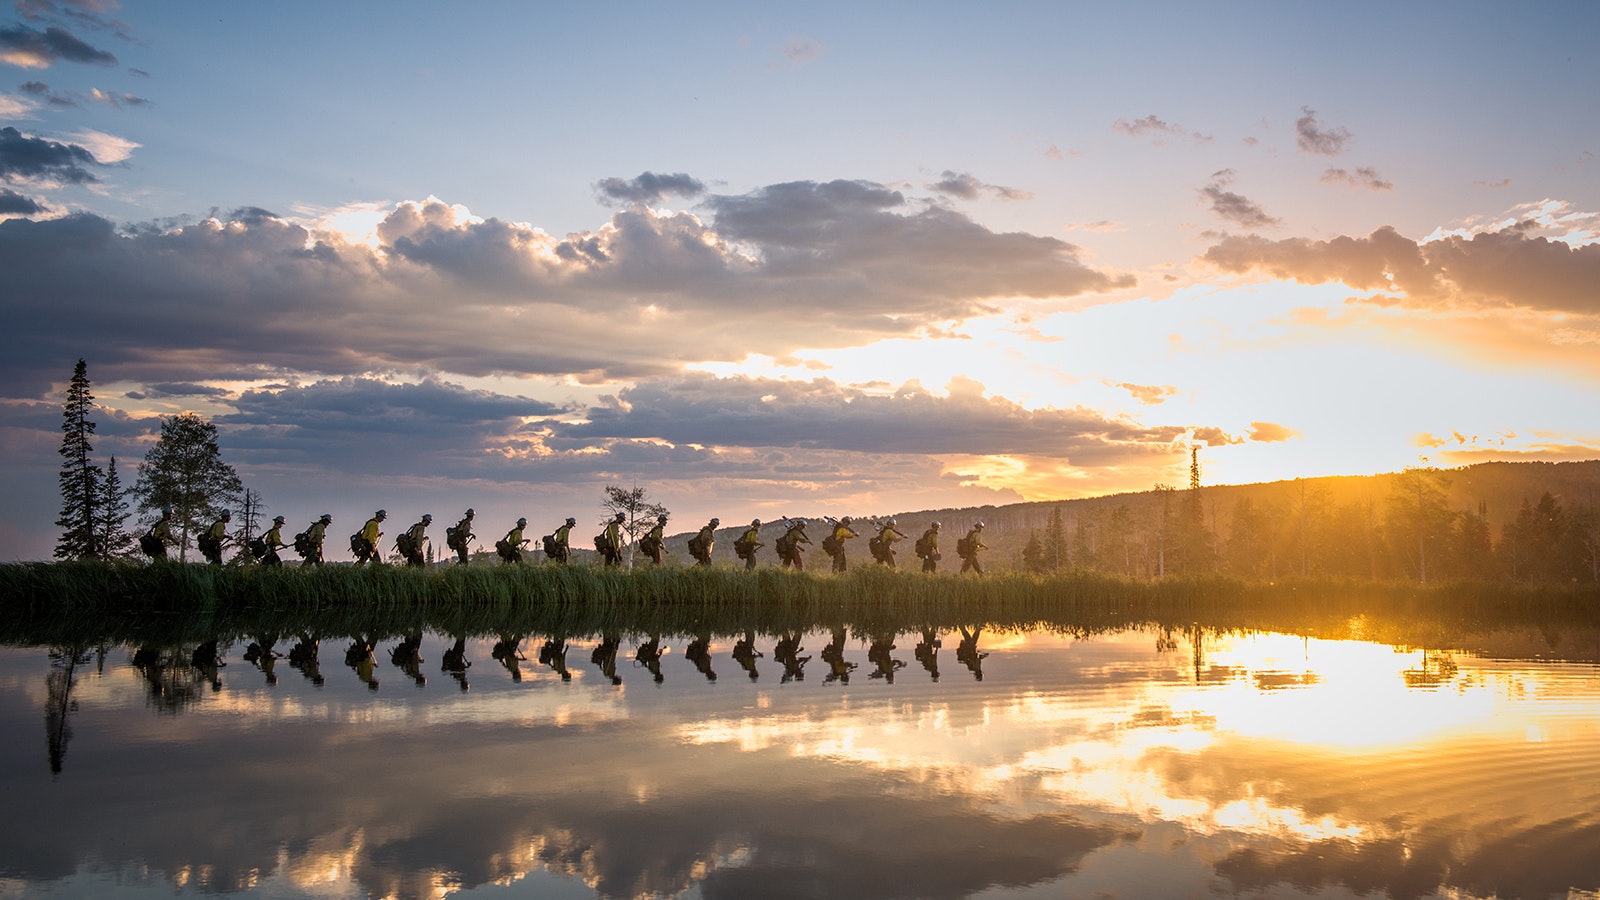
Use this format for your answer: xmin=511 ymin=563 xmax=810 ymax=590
xmin=841 ymin=516 xmax=853 ymax=524
xmin=465 ymin=508 xmax=475 ymax=516
xmin=422 ymin=514 xmax=432 ymax=522
xmin=615 ymin=511 xmax=626 ymax=520
xmin=273 ymin=515 xmax=285 ymax=523
xmin=710 ymin=517 xmax=720 ymax=525
xmin=221 ymin=509 xmax=231 ymax=517
xmin=162 ymin=506 xmax=173 ymax=515
xmin=886 ymin=517 xmax=896 ymax=526
xmin=517 ymin=517 xmax=528 ymax=526
xmin=320 ymin=513 xmax=332 ymax=522
xmin=657 ymin=513 xmax=668 ymax=522
xmin=931 ymin=521 xmax=941 ymax=528
xmin=375 ymin=509 xmax=387 ymax=518
xmin=975 ymin=521 xmax=985 ymax=528
xmin=794 ymin=518 xmax=806 ymax=527
xmin=752 ymin=518 xmax=761 ymax=526
xmin=566 ymin=516 xmax=576 ymax=526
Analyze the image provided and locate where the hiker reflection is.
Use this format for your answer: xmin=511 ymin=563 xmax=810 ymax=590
xmin=773 ymin=631 xmax=810 ymax=683
xmin=538 ymin=635 xmax=572 ymax=682
xmin=442 ymin=636 xmax=472 ymax=690
xmin=822 ymin=627 xmax=855 ymax=685
xmin=591 ymin=631 xmax=623 ymax=685
xmin=191 ymin=640 xmax=225 ymax=692
xmin=288 ymin=633 xmax=325 ymax=686
xmin=914 ymin=627 xmax=941 ymax=682
xmin=390 ymin=633 xmax=427 ymax=687
xmin=634 ymin=635 xmax=666 ymax=684
xmin=492 ymin=633 xmax=527 ymax=683
xmin=345 ymin=636 xmax=379 ymax=691
xmin=867 ymin=632 xmax=905 ymax=683
xmin=685 ymin=630 xmax=717 ymax=682
xmin=956 ymin=626 xmax=988 ymax=681
xmin=732 ymin=630 xmax=762 ymax=681
xmin=132 ymin=646 xmax=201 ymax=711
xmin=243 ymin=634 xmax=282 ymax=685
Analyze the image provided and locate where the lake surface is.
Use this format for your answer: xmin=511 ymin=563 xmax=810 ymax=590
xmin=2 ymin=619 xmax=1598 ymax=899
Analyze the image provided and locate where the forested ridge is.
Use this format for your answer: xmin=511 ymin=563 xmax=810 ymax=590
xmin=871 ymin=460 xmax=1600 ymax=583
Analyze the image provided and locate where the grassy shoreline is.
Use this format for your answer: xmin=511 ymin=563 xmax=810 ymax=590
xmin=2 ymin=560 xmax=1595 ymax=651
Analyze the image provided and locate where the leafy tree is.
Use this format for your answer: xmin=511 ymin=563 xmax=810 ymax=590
xmin=1386 ymin=465 xmax=1455 ymax=585
xmin=55 ymin=359 xmax=103 ymax=560
xmin=96 ymin=456 xmax=134 ymax=559
xmin=133 ymin=414 xmax=243 ymax=562
xmin=601 ymin=484 xmax=670 ymax=567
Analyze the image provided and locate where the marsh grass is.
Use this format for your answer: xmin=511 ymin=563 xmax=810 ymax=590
xmin=2 ymin=560 xmax=1595 ymax=650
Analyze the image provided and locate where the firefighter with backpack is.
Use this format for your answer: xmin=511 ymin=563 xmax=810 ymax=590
xmin=296 ymin=514 xmax=332 ymax=566
xmin=869 ymin=517 xmax=906 ymax=568
xmin=544 ymin=517 xmax=575 ymax=564
xmin=958 ymin=521 xmax=988 ymax=574
xmin=775 ymin=517 xmax=810 ymax=570
xmin=497 ymin=517 xmax=529 ymax=564
xmin=257 ymin=515 xmax=287 ymax=567
xmin=140 ymin=507 xmax=175 ymax=560
xmin=822 ymin=516 xmax=859 ymax=572
xmin=639 ymin=514 xmax=668 ymax=564
xmin=354 ymin=510 xmax=386 ymax=565
xmin=915 ymin=521 xmax=942 ymax=573
xmin=398 ymin=514 xmax=431 ymax=567
xmin=598 ymin=512 xmax=626 ymax=566
xmin=688 ymin=518 xmax=719 ymax=566
xmin=446 ymin=508 xmax=475 ymax=565
xmin=199 ymin=509 xmax=231 ymax=565
xmin=734 ymin=519 xmax=764 ymax=570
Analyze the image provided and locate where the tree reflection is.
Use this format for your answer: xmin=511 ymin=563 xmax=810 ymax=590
xmin=45 ymin=644 xmax=91 ymax=776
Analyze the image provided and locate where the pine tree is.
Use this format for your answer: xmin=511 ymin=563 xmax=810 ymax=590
xmin=55 ymin=359 xmax=103 ymax=560
xmin=1021 ymin=529 xmax=1045 ymax=573
xmin=96 ymin=456 xmax=134 ymax=559
xmin=133 ymin=414 xmax=244 ymax=562
xmin=1042 ymin=505 xmax=1069 ymax=573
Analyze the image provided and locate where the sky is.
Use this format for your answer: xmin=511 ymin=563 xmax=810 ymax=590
xmin=3 ymin=0 xmax=1598 ymax=561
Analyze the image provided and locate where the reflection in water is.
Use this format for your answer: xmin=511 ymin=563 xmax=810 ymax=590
xmin=3 ymin=616 xmax=1599 ymax=900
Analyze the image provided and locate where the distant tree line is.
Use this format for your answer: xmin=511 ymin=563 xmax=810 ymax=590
xmin=1019 ymin=454 xmax=1600 ymax=584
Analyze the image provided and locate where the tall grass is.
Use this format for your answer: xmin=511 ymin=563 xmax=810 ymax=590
xmin=2 ymin=560 xmax=1595 ymax=650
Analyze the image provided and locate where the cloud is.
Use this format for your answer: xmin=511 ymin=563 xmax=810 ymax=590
xmin=1247 ymin=421 xmax=1301 ymax=442
xmin=1112 ymin=382 xmax=1178 ymax=405
xmin=1112 ymin=115 xmax=1212 ymax=145
xmin=60 ymin=127 xmax=137 ymax=163
xmin=1320 ymin=166 xmax=1392 ymax=192
xmin=1295 ymin=107 xmax=1352 ymax=156
xmin=0 ymin=92 xmax=37 ymax=117
xmin=594 ymin=171 xmax=706 ymax=205
xmin=1199 ymin=169 xmax=1281 ymax=229
xmin=778 ymin=34 xmax=825 ymax=65
xmin=0 ymin=23 xmax=116 ymax=68
xmin=16 ymin=79 xmax=146 ymax=108
xmin=929 ymin=171 xmax=1033 ymax=202
xmin=1201 ymin=224 xmax=1600 ymax=315
xmin=0 ymin=125 xmax=101 ymax=182
xmin=0 ymin=187 xmax=45 ymax=215
xmin=0 ymin=183 xmax=1131 ymax=400
xmin=17 ymin=0 xmax=134 ymax=37
xmin=559 ymin=373 xmax=1191 ymax=463
xmin=1475 ymin=178 xmax=1511 ymax=189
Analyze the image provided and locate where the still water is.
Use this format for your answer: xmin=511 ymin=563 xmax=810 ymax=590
xmin=2 ymin=621 xmax=1597 ymax=899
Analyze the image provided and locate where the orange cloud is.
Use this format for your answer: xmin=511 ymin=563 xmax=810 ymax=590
xmin=1248 ymin=422 xmax=1301 ymax=443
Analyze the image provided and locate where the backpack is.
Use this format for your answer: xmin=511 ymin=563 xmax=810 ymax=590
xmin=248 ymin=537 xmax=268 ymax=559
xmin=914 ymin=534 xmax=932 ymax=558
xmin=868 ymin=534 xmax=886 ymax=561
xmin=495 ymin=538 xmax=516 ymax=561
xmin=733 ymin=536 xmax=755 ymax=560
xmin=956 ymin=536 xmax=974 ymax=557
xmin=350 ymin=533 xmax=365 ymax=555
xmin=821 ymin=534 xmax=842 ymax=556
xmin=542 ymin=534 xmax=561 ymax=558
xmin=594 ymin=532 xmax=612 ymax=555
xmin=198 ymin=534 xmax=220 ymax=556
xmin=293 ymin=532 xmax=312 ymax=556
xmin=687 ymin=533 xmax=707 ymax=559
xmin=640 ymin=533 xmax=661 ymax=556
xmin=139 ymin=532 xmax=162 ymax=558
xmin=396 ymin=531 xmax=416 ymax=557
xmin=445 ymin=526 xmax=462 ymax=551
xmin=775 ymin=531 xmax=795 ymax=557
